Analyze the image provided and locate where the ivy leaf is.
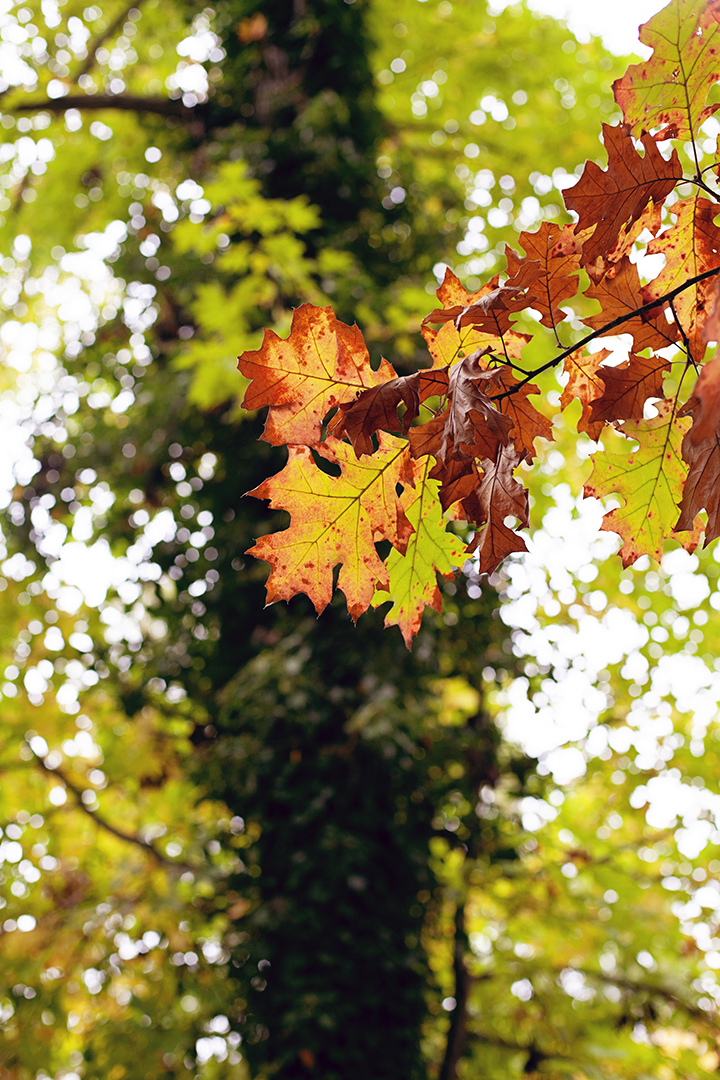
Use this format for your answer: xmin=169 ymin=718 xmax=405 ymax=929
xmin=564 ymin=125 xmax=681 ymax=267
xmin=589 ymin=353 xmax=671 ymax=425
xmin=584 ymin=400 xmax=692 ymax=566
xmin=246 ymin=433 xmax=413 ymax=619
xmin=584 ymin=257 xmax=678 ymax=352
xmin=238 ymin=304 xmax=396 ymax=446
xmin=374 ymin=457 xmax=468 ymax=647
xmin=560 ymin=348 xmax=609 ymax=441
xmin=642 ymin=197 xmax=720 ymax=360
xmin=613 ymin=0 xmax=720 ymax=139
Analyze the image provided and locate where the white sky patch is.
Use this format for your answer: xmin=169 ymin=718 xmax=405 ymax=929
xmin=489 ymin=0 xmax=663 ymax=55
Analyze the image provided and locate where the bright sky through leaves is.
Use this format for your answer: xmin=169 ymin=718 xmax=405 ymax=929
xmin=492 ymin=0 xmax=663 ymax=55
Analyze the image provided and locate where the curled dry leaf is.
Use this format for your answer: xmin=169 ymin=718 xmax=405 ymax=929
xmin=330 ymin=368 xmax=449 ymax=456
xmin=467 ymin=445 xmax=530 ymax=576
xmin=676 ymin=353 xmax=720 ymax=543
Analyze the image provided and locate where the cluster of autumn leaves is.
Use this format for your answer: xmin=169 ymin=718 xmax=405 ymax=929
xmin=239 ymin=0 xmax=720 ymax=644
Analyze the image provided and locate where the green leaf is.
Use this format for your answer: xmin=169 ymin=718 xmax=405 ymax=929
xmin=584 ymin=399 xmax=692 ymax=566
xmin=374 ymin=456 xmax=467 ymax=646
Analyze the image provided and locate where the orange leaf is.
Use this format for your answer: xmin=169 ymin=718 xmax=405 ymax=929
xmin=488 ymin=367 xmax=554 ymax=460
xmin=564 ymin=126 xmax=681 ymax=267
xmin=238 ymin=304 xmax=395 ymax=447
xmin=584 ymin=257 xmax=678 ymax=352
xmin=560 ymin=348 xmax=609 ymax=441
xmin=246 ymin=433 xmax=413 ymax=620
xmin=642 ymin=197 xmax=720 ymax=361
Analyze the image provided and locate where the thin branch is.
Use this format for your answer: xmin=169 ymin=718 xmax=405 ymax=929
xmin=668 ymin=297 xmax=697 ymax=370
xmin=34 ymin=754 xmax=186 ymax=869
xmin=13 ymin=93 xmax=199 ymax=121
xmin=687 ymin=175 xmax=720 ymax=203
xmin=74 ymin=0 xmax=148 ymax=83
xmin=490 ymin=263 xmax=720 ymax=402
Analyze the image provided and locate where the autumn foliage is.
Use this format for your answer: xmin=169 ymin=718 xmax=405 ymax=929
xmin=240 ymin=0 xmax=720 ymax=645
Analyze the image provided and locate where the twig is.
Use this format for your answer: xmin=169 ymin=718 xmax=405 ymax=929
xmin=34 ymin=754 xmax=187 ymax=869
xmin=668 ymin=297 xmax=697 ymax=370
xmin=490 ymin=263 xmax=720 ymax=402
xmin=74 ymin=0 xmax=148 ymax=83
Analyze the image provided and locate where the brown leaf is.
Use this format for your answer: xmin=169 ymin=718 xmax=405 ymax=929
xmin=408 ymin=353 xmax=513 ymax=467
xmin=589 ymin=352 xmax=670 ymax=425
xmin=560 ymin=348 xmax=609 ymax=441
xmin=331 ymin=368 xmax=449 ymax=456
xmin=466 ymin=446 xmax=529 ymax=575
xmin=564 ymin=125 xmax=681 ymax=267
xmin=583 ymin=257 xmax=678 ymax=352
xmin=506 ymin=222 xmax=581 ymax=331
xmin=676 ymin=362 xmax=720 ymax=540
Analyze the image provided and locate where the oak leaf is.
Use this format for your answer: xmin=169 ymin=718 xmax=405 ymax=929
xmin=584 ymin=400 xmax=691 ymax=566
xmin=642 ymin=197 xmax=720 ymax=360
xmin=467 ymin=446 xmax=529 ymax=575
xmin=245 ymin=433 xmax=413 ymax=620
xmin=422 ymin=269 xmax=530 ymax=367
xmin=560 ymin=348 xmax=609 ymax=441
xmin=676 ymin=354 xmax=720 ymax=542
xmin=583 ymin=257 xmax=678 ymax=352
xmin=373 ymin=456 xmax=468 ymax=647
xmin=330 ymin=368 xmax=449 ymax=456
xmin=589 ymin=352 xmax=670 ymax=425
xmin=506 ymin=222 xmax=581 ymax=331
xmin=488 ymin=367 xmax=554 ymax=460
xmin=613 ymin=0 xmax=720 ymax=140
xmin=238 ymin=304 xmax=396 ymax=446
xmin=564 ymin=125 xmax=681 ymax=267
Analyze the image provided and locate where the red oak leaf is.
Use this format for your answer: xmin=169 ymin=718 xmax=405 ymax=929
xmin=564 ymin=125 xmax=681 ymax=267
xmin=239 ymin=304 xmax=396 ymax=447
xmin=589 ymin=352 xmax=670 ymax=425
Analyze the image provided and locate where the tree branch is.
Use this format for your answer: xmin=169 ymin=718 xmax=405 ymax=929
xmin=34 ymin=754 xmax=186 ymax=869
xmin=491 ymin=263 xmax=720 ymax=402
xmin=438 ymin=899 xmax=472 ymax=1080
xmin=13 ymin=93 xmax=199 ymax=121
